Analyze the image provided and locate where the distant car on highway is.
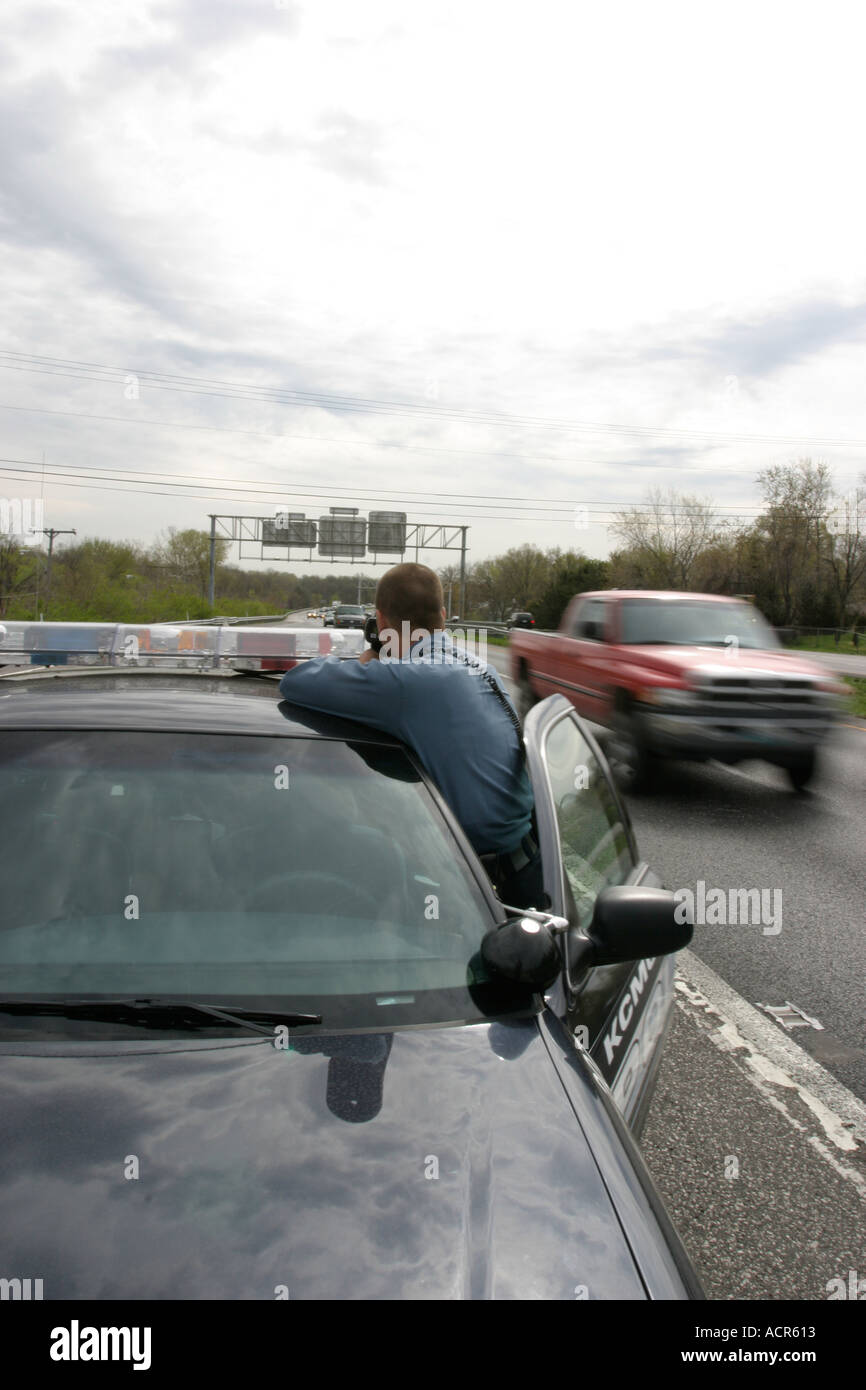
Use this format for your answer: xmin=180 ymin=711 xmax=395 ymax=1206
xmin=507 ymin=611 xmax=536 ymax=629
xmin=0 ymin=620 xmax=700 ymax=1300
xmin=333 ymin=604 xmax=365 ymax=630
xmin=323 ymin=608 xmax=335 ymax=626
xmin=511 ymin=590 xmax=846 ymax=791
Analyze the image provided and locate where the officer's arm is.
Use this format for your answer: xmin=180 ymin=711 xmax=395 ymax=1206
xmin=278 ymin=655 xmax=400 ymax=733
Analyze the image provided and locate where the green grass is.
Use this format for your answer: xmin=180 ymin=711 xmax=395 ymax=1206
xmin=844 ymin=678 xmax=866 ymax=718
xmin=6 ymin=594 xmax=282 ymax=624
xmin=783 ymin=632 xmax=864 ymax=655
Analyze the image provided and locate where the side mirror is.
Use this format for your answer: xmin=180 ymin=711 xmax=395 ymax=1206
xmin=582 ymin=885 xmax=693 ymax=966
xmin=480 ymin=909 xmax=569 ymax=989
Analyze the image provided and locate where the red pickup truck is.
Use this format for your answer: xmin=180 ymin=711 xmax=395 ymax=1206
xmin=510 ymin=590 xmax=844 ymax=791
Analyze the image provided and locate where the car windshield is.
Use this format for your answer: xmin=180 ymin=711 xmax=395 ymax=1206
xmin=0 ymin=731 xmax=527 ymax=1036
xmin=619 ymin=599 xmax=779 ymax=649
xmin=336 ymin=606 xmax=363 ymax=614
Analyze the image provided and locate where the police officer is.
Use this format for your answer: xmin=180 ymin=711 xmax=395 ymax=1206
xmin=278 ymin=562 xmax=544 ymax=910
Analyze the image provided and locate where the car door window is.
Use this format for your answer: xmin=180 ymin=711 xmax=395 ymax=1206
xmin=542 ymin=712 xmax=634 ymax=925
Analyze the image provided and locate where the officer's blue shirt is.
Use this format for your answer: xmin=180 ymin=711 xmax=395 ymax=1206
xmin=278 ymin=631 xmax=534 ymax=855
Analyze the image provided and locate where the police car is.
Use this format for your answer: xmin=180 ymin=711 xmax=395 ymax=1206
xmin=0 ymin=621 xmax=701 ymax=1300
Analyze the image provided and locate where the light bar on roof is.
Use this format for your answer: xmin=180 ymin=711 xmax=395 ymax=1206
xmin=0 ymin=622 xmax=366 ymax=672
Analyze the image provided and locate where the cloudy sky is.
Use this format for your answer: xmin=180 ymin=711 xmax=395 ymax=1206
xmin=2 ymin=0 xmax=865 ymax=576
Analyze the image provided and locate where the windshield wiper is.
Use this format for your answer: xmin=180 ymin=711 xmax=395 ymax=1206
xmin=0 ymin=997 xmax=322 ymax=1034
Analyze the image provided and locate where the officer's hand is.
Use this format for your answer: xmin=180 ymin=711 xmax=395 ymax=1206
xmin=358 ymin=648 xmax=379 ymax=664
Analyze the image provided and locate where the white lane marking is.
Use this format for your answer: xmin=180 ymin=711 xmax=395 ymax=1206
xmin=756 ymin=1001 xmax=824 ymax=1030
xmin=675 ymin=950 xmax=866 ymax=1199
xmin=708 ymin=758 xmax=841 ymax=806
xmin=709 ymin=759 xmax=789 ymax=788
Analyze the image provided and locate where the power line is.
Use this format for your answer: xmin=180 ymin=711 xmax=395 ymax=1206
xmin=0 ymin=454 xmax=771 ymax=508
xmin=0 ymin=399 xmax=753 ymax=474
xmin=3 ymin=348 xmax=866 ymax=449
xmin=0 ymin=457 xmax=774 ymax=518
xmin=0 ymin=471 xmax=757 ymax=521
xmin=0 ymin=468 xmax=680 ymax=519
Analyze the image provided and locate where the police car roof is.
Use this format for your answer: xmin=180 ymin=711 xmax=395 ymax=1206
xmin=0 ymin=669 xmax=401 ymax=744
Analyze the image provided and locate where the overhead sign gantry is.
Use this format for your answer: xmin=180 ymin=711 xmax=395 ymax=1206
xmin=207 ymin=507 xmax=468 ymax=611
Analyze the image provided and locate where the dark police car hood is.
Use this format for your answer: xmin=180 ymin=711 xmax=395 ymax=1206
xmin=0 ymin=1018 xmax=664 ymax=1299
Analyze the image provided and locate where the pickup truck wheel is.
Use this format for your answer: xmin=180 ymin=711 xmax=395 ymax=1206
xmin=607 ymin=713 xmax=656 ymax=794
xmin=784 ymin=749 xmax=817 ymax=792
xmin=515 ymin=670 xmax=537 ymax=724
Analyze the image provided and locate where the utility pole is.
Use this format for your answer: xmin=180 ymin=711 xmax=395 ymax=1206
xmin=207 ymin=515 xmax=217 ymax=608
xmin=41 ymin=527 xmax=76 ymax=616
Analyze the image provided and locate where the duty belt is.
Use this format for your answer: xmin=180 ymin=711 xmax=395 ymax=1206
xmin=480 ymin=832 xmax=539 ymax=875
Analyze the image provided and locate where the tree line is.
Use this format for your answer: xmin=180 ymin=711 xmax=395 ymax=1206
xmin=1 ymin=461 xmax=863 ymax=629
xmin=0 ymin=527 xmax=377 ymax=622
xmin=605 ymin=461 xmax=866 ymax=628
xmin=449 ymin=461 xmax=866 ymax=629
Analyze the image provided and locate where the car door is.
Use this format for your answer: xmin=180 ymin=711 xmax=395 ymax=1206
xmin=560 ymin=595 xmax=615 ymax=722
xmin=523 ymin=693 xmax=677 ymax=1132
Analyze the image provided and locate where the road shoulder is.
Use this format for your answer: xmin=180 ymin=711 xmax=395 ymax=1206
xmin=641 ymin=949 xmax=866 ymax=1299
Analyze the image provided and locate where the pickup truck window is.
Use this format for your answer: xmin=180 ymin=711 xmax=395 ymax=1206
xmin=542 ymin=712 xmax=634 ymax=924
xmin=619 ymin=598 xmax=779 ymax=649
xmin=570 ymin=597 xmax=606 ymax=641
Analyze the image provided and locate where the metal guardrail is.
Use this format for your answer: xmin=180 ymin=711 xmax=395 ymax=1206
xmin=445 ymin=620 xmax=509 ymax=635
xmin=174 ymin=612 xmax=516 ymax=635
xmin=164 ymin=612 xmax=291 ymax=628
